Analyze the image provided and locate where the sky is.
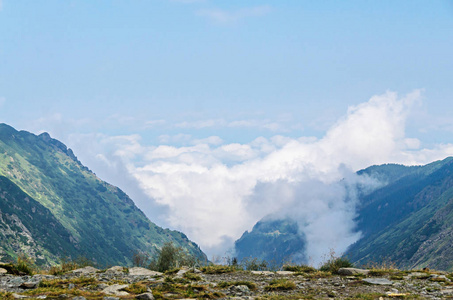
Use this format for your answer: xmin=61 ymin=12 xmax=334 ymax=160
xmin=1 ymin=0 xmax=453 ymax=263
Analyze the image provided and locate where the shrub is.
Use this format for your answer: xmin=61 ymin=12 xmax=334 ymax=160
xmin=241 ymin=257 xmax=268 ymax=271
xmin=148 ymin=242 xmax=198 ymax=272
xmin=15 ymin=254 xmax=36 ymax=275
xmin=319 ymin=257 xmax=353 ymax=274
xmin=201 ymin=265 xmax=237 ymax=274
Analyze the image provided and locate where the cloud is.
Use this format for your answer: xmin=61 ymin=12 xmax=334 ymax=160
xmin=89 ymin=90 xmax=453 ymax=262
xmin=197 ymin=5 xmax=272 ymax=24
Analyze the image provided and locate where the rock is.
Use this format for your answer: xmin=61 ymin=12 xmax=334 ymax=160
xmin=276 ymin=271 xmax=294 ymax=275
xmin=176 ymin=267 xmax=190 ymax=277
xmin=228 ymin=285 xmax=251 ymax=296
xmin=362 ymin=278 xmax=393 ymax=285
xmin=72 ymin=297 xmax=87 ymax=300
xmin=128 ymin=267 xmax=162 ymax=276
xmin=103 ymin=297 xmax=120 ymax=300
xmin=12 ymin=294 xmax=28 ymax=299
xmin=338 ymin=268 xmax=370 ymax=276
xmin=102 ymin=284 xmax=130 ymax=296
xmin=250 ymin=271 xmax=273 ymax=275
xmin=136 ymin=292 xmax=154 ymax=299
xmin=19 ymin=281 xmax=38 ymax=289
xmin=72 ymin=266 xmax=99 ymax=274
xmin=105 ymin=266 xmax=125 ymax=274
xmin=0 ymin=268 xmax=7 ymax=275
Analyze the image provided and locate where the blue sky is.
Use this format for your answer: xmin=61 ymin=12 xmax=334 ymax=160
xmin=1 ymin=0 xmax=453 ymax=259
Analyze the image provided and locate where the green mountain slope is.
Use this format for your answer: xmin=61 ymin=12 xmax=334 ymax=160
xmin=235 ymin=157 xmax=453 ymax=270
xmin=235 ymin=217 xmax=305 ymax=265
xmin=347 ymin=157 xmax=453 ymax=270
xmin=0 ymin=123 xmax=206 ymax=266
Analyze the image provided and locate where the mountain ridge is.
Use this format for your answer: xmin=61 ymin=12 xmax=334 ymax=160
xmin=0 ymin=123 xmax=206 ymax=266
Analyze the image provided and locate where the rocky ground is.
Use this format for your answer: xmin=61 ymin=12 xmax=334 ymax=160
xmin=1 ymin=265 xmax=453 ymax=299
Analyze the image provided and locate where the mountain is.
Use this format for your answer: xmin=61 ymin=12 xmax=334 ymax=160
xmin=0 ymin=123 xmax=206 ymax=266
xmin=234 ymin=157 xmax=453 ymax=271
xmin=235 ymin=217 xmax=306 ymax=265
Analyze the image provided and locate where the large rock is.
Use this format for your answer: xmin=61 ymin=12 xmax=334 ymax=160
xmin=72 ymin=266 xmax=99 ymax=274
xmin=250 ymin=271 xmax=273 ymax=276
xmin=362 ymin=278 xmax=393 ymax=285
xmin=338 ymin=268 xmax=370 ymax=276
xmin=105 ymin=266 xmax=125 ymax=274
xmin=128 ymin=267 xmax=162 ymax=276
xmin=136 ymin=292 xmax=154 ymax=300
xmin=102 ymin=284 xmax=130 ymax=296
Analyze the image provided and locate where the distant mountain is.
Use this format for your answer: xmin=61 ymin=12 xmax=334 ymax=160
xmin=235 ymin=157 xmax=453 ymax=271
xmin=235 ymin=217 xmax=305 ymax=265
xmin=0 ymin=123 xmax=206 ymax=266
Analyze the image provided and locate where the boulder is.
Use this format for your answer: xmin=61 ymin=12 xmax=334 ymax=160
xmin=338 ymin=268 xmax=370 ymax=276
xmin=362 ymin=278 xmax=393 ymax=285
xmin=276 ymin=271 xmax=294 ymax=276
xmin=105 ymin=266 xmax=125 ymax=274
xmin=102 ymin=284 xmax=130 ymax=296
xmin=128 ymin=267 xmax=162 ymax=276
xmin=136 ymin=292 xmax=154 ymax=299
xmin=72 ymin=266 xmax=99 ymax=274
xmin=250 ymin=271 xmax=273 ymax=275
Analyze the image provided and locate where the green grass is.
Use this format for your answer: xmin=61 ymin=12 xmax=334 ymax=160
xmin=264 ymin=279 xmax=296 ymax=291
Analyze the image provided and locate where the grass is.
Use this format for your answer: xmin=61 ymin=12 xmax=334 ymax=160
xmin=201 ymin=265 xmax=237 ymax=274
xmin=264 ymin=279 xmax=296 ymax=291
xmin=282 ymin=264 xmax=316 ymax=273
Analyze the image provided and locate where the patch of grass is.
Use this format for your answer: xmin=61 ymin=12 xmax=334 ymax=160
xmin=0 ymin=291 xmax=14 ymax=300
xmin=184 ymin=272 xmax=202 ymax=281
xmin=14 ymin=254 xmax=36 ymax=275
xmin=217 ymin=281 xmax=257 ymax=291
xmin=282 ymin=264 xmax=316 ymax=273
xmin=264 ymin=279 xmax=296 ymax=291
xmin=124 ymin=281 xmax=149 ymax=294
xmin=201 ymin=265 xmax=237 ymax=274
xmin=302 ymin=270 xmax=332 ymax=279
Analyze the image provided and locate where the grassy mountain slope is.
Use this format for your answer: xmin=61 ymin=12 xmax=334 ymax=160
xmin=0 ymin=123 xmax=206 ymax=266
xmin=347 ymin=157 xmax=453 ymax=270
xmin=234 ymin=217 xmax=305 ymax=265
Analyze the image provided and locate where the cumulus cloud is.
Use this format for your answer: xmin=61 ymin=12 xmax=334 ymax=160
xmin=85 ymin=90 xmax=453 ymax=263
xmin=197 ymin=5 xmax=272 ymax=24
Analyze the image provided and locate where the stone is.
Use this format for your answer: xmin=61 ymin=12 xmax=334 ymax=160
xmin=250 ymin=271 xmax=273 ymax=275
xmin=0 ymin=268 xmax=7 ymax=275
xmin=102 ymin=284 xmax=130 ymax=296
xmin=103 ymin=297 xmax=120 ymax=300
xmin=105 ymin=266 xmax=125 ymax=274
xmin=128 ymin=267 xmax=162 ymax=276
xmin=72 ymin=266 xmax=99 ymax=274
xmin=19 ymin=281 xmax=38 ymax=289
xmin=362 ymin=278 xmax=393 ymax=285
xmin=72 ymin=297 xmax=87 ymax=300
xmin=276 ymin=271 xmax=294 ymax=275
xmin=338 ymin=268 xmax=370 ymax=276
xmin=135 ymin=292 xmax=154 ymax=299
xmin=12 ymin=294 xmax=28 ymax=299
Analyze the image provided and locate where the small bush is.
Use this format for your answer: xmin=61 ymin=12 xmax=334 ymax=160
xmin=241 ymin=257 xmax=268 ymax=271
xmin=184 ymin=272 xmax=202 ymax=281
xmin=15 ymin=254 xmax=36 ymax=275
xmin=319 ymin=257 xmax=353 ymax=274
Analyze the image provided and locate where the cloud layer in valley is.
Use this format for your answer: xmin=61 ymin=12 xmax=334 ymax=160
xmin=33 ymin=91 xmax=453 ymax=263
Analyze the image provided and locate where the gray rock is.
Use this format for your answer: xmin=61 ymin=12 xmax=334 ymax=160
xmin=105 ymin=266 xmax=125 ymax=274
xmin=250 ymin=271 xmax=273 ymax=275
xmin=72 ymin=297 xmax=87 ymax=300
xmin=276 ymin=271 xmax=294 ymax=276
xmin=19 ymin=281 xmax=38 ymax=289
xmin=128 ymin=267 xmax=162 ymax=276
xmin=338 ymin=268 xmax=370 ymax=276
xmin=136 ymin=292 xmax=155 ymax=299
xmin=102 ymin=284 xmax=130 ymax=296
xmin=72 ymin=266 xmax=99 ymax=274
xmin=103 ymin=297 xmax=120 ymax=300
xmin=362 ymin=278 xmax=393 ymax=285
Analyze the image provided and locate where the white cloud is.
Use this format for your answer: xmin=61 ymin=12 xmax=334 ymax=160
xmin=197 ymin=5 xmax=272 ymax=24
xmin=88 ymin=90 xmax=453 ymax=262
